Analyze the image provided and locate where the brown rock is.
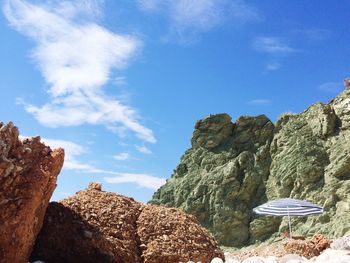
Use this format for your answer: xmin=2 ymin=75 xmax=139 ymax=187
xmin=137 ymin=205 xmax=224 ymax=263
xmin=283 ymin=234 xmax=331 ymax=259
xmin=0 ymin=122 xmax=64 ymax=263
xmin=31 ymin=183 xmax=224 ymax=263
xmin=30 ymin=185 xmax=143 ymax=263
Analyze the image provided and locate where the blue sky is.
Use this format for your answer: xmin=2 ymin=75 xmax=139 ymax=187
xmin=0 ymin=0 xmax=349 ymax=203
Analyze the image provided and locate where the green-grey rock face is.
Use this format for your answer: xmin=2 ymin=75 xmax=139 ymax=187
xmin=151 ymin=87 xmax=350 ymax=247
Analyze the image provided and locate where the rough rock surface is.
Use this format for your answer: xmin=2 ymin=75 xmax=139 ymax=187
xmin=283 ymin=234 xmax=331 ymax=259
xmin=314 ymin=248 xmax=350 ymax=263
xmin=330 ymin=235 xmax=350 ymax=250
xmin=151 ymin=87 xmax=350 ymax=246
xmin=30 ymin=182 xmax=143 ymax=263
xmin=138 ymin=205 xmax=223 ymax=263
xmin=31 ymin=183 xmax=224 ymax=263
xmin=0 ymin=122 xmax=64 ymax=263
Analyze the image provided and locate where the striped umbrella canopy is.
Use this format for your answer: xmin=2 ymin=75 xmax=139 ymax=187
xmin=253 ymin=198 xmax=323 ymax=237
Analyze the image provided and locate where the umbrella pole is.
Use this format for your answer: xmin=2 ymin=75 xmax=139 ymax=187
xmin=287 ymin=207 xmax=292 ymax=238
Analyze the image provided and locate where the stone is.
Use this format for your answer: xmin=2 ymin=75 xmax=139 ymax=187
xmin=224 ymin=253 xmax=241 ymax=263
xmin=88 ymin=182 xmax=102 ymax=191
xmin=279 ymin=254 xmax=308 ymax=263
xmin=330 ymin=235 xmax=350 ymax=250
xmin=210 ymin=258 xmax=224 ymax=263
xmin=0 ymin=122 xmax=64 ymax=263
xmin=314 ymin=248 xmax=350 ymax=263
xmin=241 ymin=256 xmax=265 ymax=263
xmin=30 ymin=185 xmax=143 ymax=263
xmin=138 ymin=205 xmax=224 ymax=263
xmin=150 ymin=87 xmax=350 ymax=246
xmin=283 ymin=234 xmax=331 ymax=259
xmin=191 ymin=113 xmax=234 ymax=150
xmin=225 ymin=258 xmax=241 ymax=263
xmin=264 ymin=256 xmax=279 ymax=263
xmin=31 ymin=183 xmax=224 ymax=263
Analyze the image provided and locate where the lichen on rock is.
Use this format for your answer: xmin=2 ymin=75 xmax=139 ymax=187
xmin=150 ymin=87 xmax=350 ymax=247
xmin=151 ymin=114 xmax=275 ymax=246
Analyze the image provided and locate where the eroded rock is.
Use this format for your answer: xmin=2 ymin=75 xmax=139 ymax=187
xmin=138 ymin=205 xmax=224 ymax=263
xmin=31 ymin=183 xmax=224 ymax=263
xmin=0 ymin=122 xmax=64 ymax=263
xmin=30 ymin=184 xmax=142 ymax=263
xmin=151 ymin=87 xmax=350 ymax=246
xmin=283 ymin=234 xmax=331 ymax=259
xmin=151 ymin=114 xmax=275 ymax=246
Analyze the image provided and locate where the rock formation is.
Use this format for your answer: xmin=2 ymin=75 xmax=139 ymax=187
xmin=151 ymin=87 xmax=350 ymax=246
xmin=30 ymin=183 xmax=224 ymax=263
xmin=283 ymin=234 xmax=331 ymax=259
xmin=138 ymin=205 xmax=223 ymax=263
xmin=30 ymin=182 xmax=142 ymax=263
xmin=0 ymin=122 xmax=64 ymax=263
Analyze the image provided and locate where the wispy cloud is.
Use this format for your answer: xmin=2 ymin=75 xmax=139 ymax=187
xmin=19 ymin=135 xmax=98 ymax=172
xmin=292 ymin=28 xmax=331 ymax=42
xmin=137 ymin=0 xmax=161 ymax=12
xmin=40 ymin=137 xmax=101 ymax=172
xmin=247 ymin=99 xmax=272 ymax=106
xmin=113 ymin=152 xmax=131 ymax=161
xmin=318 ymin=82 xmax=342 ymax=93
xmin=36 ymin=136 xmax=164 ymax=189
xmin=105 ymin=173 xmax=165 ymax=190
xmin=136 ymin=145 xmax=152 ymax=154
xmin=265 ymin=61 xmax=281 ymax=72
xmin=114 ymin=76 xmax=128 ymax=86
xmin=138 ymin=0 xmax=261 ymax=44
xmin=4 ymin=0 xmax=155 ymax=143
xmin=253 ymin=37 xmax=296 ymax=55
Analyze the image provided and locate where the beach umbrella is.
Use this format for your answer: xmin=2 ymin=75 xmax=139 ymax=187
xmin=253 ymin=198 xmax=323 ymax=237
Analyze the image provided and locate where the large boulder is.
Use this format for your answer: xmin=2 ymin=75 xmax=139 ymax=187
xmin=31 ymin=183 xmax=224 ymax=263
xmin=138 ymin=205 xmax=223 ymax=263
xmin=30 ymin=182 xmax=143 ymax=263
xmin=0 ymin=122 xmax=64 ymax=263
xmin=150 ymin=86 xmax=350 ymax=246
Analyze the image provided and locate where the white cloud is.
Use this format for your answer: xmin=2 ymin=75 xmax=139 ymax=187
xmin=266 ymin=61 xmax=281 ymax=71
xmin=137 ymin=0 xmax=161 ymax=12
xmin=253 ymin=37 xmax=296 ymax=54
xmin=247 ymin=99 xmax=272 ymax=106
xmin=293 ymin=28 xmax=331 ymax=42
xmin=318 ymin=82 xmax=342 ymax=93
xmin=136 ymin=145 xmax=152 ymax=155
xmin=25 ymin=136 xmax=164 ymax=189
xmin=20 ymin=135 xmax=99 ymax=172
xmin=40 ymin=137 xmax=101 ymax=172
xmin=105 ymin=173 xmax=165 ymax=190
xmin=138 ymin=0 xmax=260 ymax=44
xmin=113 ymin=152 xmax=130 ymax=161
xmin=34 ymin=0 xmax=105 ymax=22
xmin=114 ymin=76 xmax=127 ymax=86
xmin=4 ymin=0 xmax=155 ymax=143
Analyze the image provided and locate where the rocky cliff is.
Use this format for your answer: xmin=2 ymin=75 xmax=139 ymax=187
xmin=0 ymin=122 xmax=64 ymax=263
xmin=150 ymin=87 xmax=350 ymax=246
